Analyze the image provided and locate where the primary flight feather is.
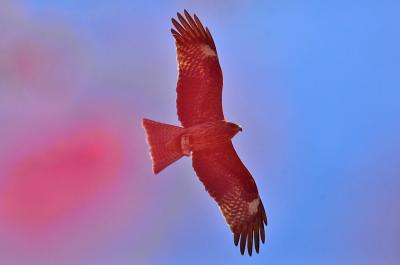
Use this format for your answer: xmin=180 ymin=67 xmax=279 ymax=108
xmin=142 ymin=10 xmax=267 ymax=256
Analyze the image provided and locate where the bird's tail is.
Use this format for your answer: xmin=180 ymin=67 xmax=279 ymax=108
xmin=142 ymin=118 xmax=184 ymax=174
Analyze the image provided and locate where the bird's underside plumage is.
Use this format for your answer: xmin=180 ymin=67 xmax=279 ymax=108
xmin=171 ymin=10 xmax=223 ymax=128
xmin=192 ymin=142 xmax=268 ymax=255
xmin=143 ymin=10 xmax=268 ymax=256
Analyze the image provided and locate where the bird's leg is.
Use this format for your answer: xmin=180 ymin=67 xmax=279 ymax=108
xmin=181 ymin=134 xmax=192 ymax=156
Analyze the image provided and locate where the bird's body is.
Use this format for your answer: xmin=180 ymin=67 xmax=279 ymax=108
xmin=175 ymin=120 xmax=242 ymax=154
xmin=142 ymin=10 xmax=268 ymax=256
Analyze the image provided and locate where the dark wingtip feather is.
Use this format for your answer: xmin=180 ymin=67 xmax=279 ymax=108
xmin=184 ymin=10 xmax=192 ymax=27
xmin=247 ymin=224 xmax=253 ymax=256
xmin=171 ymin=18 xmax=189 ymax=38
xmin=176 ymin=12 xmax=185 ymax=23
xmin=261 ymin=202 xmax=268 ymax=225
xmin=205 ymin=27 xmax=216 ymax=50
xmin=170 ymin=28 xmax=179 ymax=35
xmin=170 ymin=28 xmax=182 ymax=41
xmin=240 ymin=228 xmax=247 ymax=255
xmin=183 ymin=10 xmax=200 ymax=38
xmin=232 ymin=200 xmax=268 ymax=255
xmin=184 ymin=10 xmax=194 ymax=23
xmin=171 ymin=18 xmax=182 ymax=34
xmin=254 ymin=218 xmax=260 ymax=254
xmin=234 ymin=232 xmax=240 ymax=246
xmin=177 ymin=12 xmax=195 ymax=38
xmin=260 ymin=219 xmax=265 ymax=243
xmin=193 ymin=14 xmax=207 ymax=38
xmin=175 ymin=10 xmax=217 ymax=51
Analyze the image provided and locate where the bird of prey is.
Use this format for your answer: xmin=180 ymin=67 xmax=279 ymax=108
xmin=142 ymin=10 xmax=267 ymax=256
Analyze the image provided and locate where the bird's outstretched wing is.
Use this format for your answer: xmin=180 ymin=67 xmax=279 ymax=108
xmin=171 ymin=10 xmax=224 ymax=128
xmin=192 ymin=142 xmax=268 ymax=255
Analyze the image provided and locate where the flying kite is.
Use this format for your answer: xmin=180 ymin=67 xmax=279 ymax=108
xmin=142 ymin=10 xmax=267 ymax=255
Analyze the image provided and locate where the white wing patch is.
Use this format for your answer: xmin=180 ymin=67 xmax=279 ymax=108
xmin=248 ymin=198 xmax=259 ymax=215
xmin=200 ymin=44 xmax=217 ymax=57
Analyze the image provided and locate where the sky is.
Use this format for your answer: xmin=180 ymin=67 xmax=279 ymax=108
xmin=0 ymin=0 xmax=399 ymax=264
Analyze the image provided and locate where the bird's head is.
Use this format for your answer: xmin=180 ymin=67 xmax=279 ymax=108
xmin=225 ymin=121 xmax=242 ymax=136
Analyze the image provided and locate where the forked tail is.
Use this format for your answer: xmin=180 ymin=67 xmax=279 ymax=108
xmin=142 ymin=118 xmax=184 ymax=174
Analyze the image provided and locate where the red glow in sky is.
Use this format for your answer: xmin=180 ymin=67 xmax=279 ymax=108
xmin=0 ymin=125 xmax=124 ymax=227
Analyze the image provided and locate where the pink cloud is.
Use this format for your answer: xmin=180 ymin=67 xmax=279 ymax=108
xmin=0 ymin=122 xmax=124 ymax=227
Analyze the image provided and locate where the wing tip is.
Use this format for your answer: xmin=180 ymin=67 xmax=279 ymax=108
xmin=170 ymin=10 xmax=216 ymax=49
xmin=234 ymin=232 xmax=240 ymax=246
xmin=233 ymin=200 xmax=268 ymax=256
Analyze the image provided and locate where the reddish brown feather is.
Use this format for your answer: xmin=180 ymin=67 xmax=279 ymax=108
xmin=205 ymin=27 xmax=217 ymax=50
xmin=260 ymin=218 xmax=266 ymax=243
xmin=192 ymin=143 xmax=267 ymax=255
xmin=171 ymin=11 xmax=223 ymax=127
xmin=254 ymin=218 xmax=260 ymax=253
xmin=142 ymin=119 xmax=183 ymax=174
xmin=184 ymin=10 xmax=201 ymax=37
xmin=170 ymin=28 xmax=181 ymax=40
xmin=193 ymin=14 xmax=208 ymax=39
xmin=234 ymin=232 xmax=240 ymax=246
xmin=247 ymin=224 xmax=253 ymax=256
xmin=262 ymin=203 xmax=268 ymax=225
xmin=177 ymin=12 xmax=196 ymax=38
xmin=240 ymin=226 xmax=247 ymax=255
xmin=172 ymin=11 xmax=217 ymax=50
xmin=171 ymin=18 xmax=190 ymax=39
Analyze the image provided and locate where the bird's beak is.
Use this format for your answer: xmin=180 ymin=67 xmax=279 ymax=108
xmin=239 ymin=127 xmax=242 ymax=132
